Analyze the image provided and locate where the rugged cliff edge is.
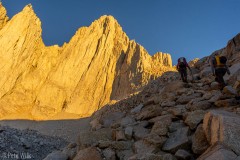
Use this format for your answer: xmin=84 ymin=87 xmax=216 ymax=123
xmin=0 ymin=4 xmax=174 ymax=119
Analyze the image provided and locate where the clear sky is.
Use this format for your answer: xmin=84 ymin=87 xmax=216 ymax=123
xmin=2 ymin=0 xmax=240 ymax=64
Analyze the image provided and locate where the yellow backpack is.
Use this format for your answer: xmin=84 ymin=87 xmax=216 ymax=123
xmin=215 ymin=55 xmax=226 ymax=67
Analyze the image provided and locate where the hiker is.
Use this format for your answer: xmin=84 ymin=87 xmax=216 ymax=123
xmin=211 ymin=55 xmax=230 ymax=89
xmin=209 ymin=52 xmax=219 ymax=75
xmin=176 ymin=57 xmax=192 ymax=83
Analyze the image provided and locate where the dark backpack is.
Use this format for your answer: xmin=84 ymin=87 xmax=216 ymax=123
xmin=214 ymin=55 xmax=227 ymax=67
xmin=179 ymin=62 xmax=186 ymax=68
xmin=220 ymin=56 xmax=227 ymax=64
xmin=178 ymin=57 xmax=187 ymax=68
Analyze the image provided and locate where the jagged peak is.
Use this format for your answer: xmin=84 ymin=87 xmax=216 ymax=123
xmin=71 ymin=15 xmax=126 ymax=44
xmin=97 ymin=15 xmax=119 ymax=24
xmin=0 ymin=2 xmax=6 ymax=9
xmin=0 ymin=3 xmax=42 ymax=43
xmin=23 ymin=4 xmax=33 ymax=10
xmin=21 ymin=4 xmax=36 ymax=16
xmin=12 ymin=4 xmax=41 ymax=27
xmin=90 ymin=15 xmax=123 ymax=32
xmin=0 ymin=3 xmax=40 ymax=28
xmin=6 ymin=3 xmax=39 ymax=24
xmin=0 ymin=2 xmax=8 ymax=16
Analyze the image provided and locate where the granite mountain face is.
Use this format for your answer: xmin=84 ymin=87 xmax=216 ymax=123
xmin=1 ymin=3 xmax=240 ymax=159
xmin=0 ymin=4 xmax=174 ymax=119
xmin=0 ymin=3 xmax=8 ymax=29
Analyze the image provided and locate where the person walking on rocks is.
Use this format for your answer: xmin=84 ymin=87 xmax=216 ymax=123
xmin=211 ymin=55 xmax=230 ymax=89
xmin=209 ymin=52 xmax=219 ymax=75
xmin=177 ymin=57 xmax=192 ymax=83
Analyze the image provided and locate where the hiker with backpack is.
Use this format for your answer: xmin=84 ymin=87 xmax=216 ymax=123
xmin=177 ymin=57 xmax=192 ymax=83
xmin=211 ymin=54 xmax=230 ymax=89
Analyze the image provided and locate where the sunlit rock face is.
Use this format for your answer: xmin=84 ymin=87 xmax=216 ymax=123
xmin=0 ymin=3 xmax=8 ymax=30
xmin=0 ymin=4 xmax=174 ymax=119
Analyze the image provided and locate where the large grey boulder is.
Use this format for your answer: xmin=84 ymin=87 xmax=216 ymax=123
xmin=73 ymin=147 xmax=102 ymax=160
xmin=192 ymin=124 xmax=209 ymax=155
xmin=187 ymin=100 xmax=212 ymax=111
xmin=197 ymin=144 xmax=237 ymax=160
xmin=136 ymin=104 xmax=162 ymax=120
xmin=133 ymin=126 xmax=150 ymax=140
xmin=133 ymin=140 xmax=158 ymax=155
xmin=184 ymin=110 xmax=206 ymax=130
xmin=143 ymin=134 xmax=167 ymax=148
xmin=168 ymin=121 xmax=186 ymax=133
xmin=203 ymin=110 xmax=240 ymax=155
xmin=223 ymin=86 xmax=238 ymax=95
xmin=149 ymin=114 xmax=173 ymax=124
xmin=175 ymin=149 xmax=192 ymax=160
xmin=150 ymin=115 xmax=172 ymax=136
xmin=120 ymin=116 xmax=136 ymax=127
xmin=168 ymin=105 xmax=187 ymax=117
xmin=224 ymin=63 xmax=240 ymax=84
xmin=162 ymin=127 xmax=190 ymax=153
xmin=176 ymin=93 xmax=202 ymax=104
xmin=208 ymin=90 xmax=222 ymax=103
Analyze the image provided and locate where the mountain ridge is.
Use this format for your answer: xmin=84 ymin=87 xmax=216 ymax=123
xmin=0 ymin=4 xmax=174 ymax=120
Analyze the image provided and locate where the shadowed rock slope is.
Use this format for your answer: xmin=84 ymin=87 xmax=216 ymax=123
xmin=0 ymin=4 xmax=174 ymax=119
xmin=45 ymin=34 xmax=240 ymax=159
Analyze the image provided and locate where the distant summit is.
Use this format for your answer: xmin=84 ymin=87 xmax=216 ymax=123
xmin=0 ymin=4 xmax=175 ymax=120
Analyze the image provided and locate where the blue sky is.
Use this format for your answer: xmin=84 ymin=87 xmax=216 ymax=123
xmin=2 ymin=0 xmax=240 ymax=64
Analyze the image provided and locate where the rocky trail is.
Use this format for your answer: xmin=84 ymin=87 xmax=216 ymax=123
xmin=42 ymin=34 xmax=240 ymax=159
xmin=80 ymin=73 xmax=240 ymax=160
xmin=42 ymin=67 xmax=240 ymax=160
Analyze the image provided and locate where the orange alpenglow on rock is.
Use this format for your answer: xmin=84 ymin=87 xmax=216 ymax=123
xmin=0 ymin=4 xmax=175 ymax=120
